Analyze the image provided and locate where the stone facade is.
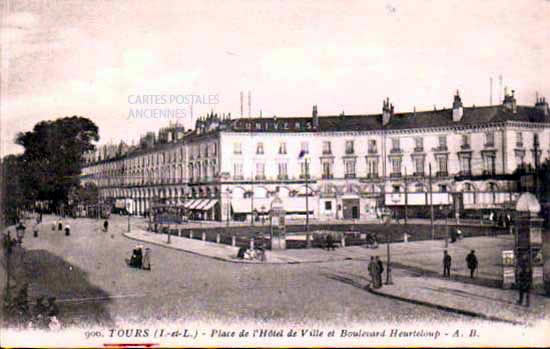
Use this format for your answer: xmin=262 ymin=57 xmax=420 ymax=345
xmin=81 ymin=91 xmax=550 ymax=221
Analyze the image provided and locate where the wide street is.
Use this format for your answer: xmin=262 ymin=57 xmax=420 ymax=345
xmin=4 ymin=215 xmax=497 ymax=328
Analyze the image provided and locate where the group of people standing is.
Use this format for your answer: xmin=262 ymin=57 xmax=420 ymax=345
xmin=368 ymin=256 xmax=384 ymax=289
xmin=52 ymin=220 xmax=71 ymax=236
xmin=126 ymin=245 xmax=152 ymax=270
xmin=442 ymin=249 xmax=478 ymax=278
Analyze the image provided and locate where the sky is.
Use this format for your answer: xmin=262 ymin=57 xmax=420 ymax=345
xmin=1 ymin=0 xmax=549 ymax=155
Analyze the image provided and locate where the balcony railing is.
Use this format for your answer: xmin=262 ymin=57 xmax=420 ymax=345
xmin=277 ymin=174 xmax=289 ymax=180
xmin=482 ymin=170 xmax=496 ymax=176
xmin=368 ymin=148 xmax=378 ymax=154
xmin=322 ymin=174 xmax=334 ymax=179
xmin=322 ymin=150 xmax=332 ymax=155
xmin=484 ymin=142 xmax=495 ymax=148
xmin=345 ymin=149 xmax=355 ymax=155
xmin=459 ymin=170 xmax=472 ymax=177
xmin=366 ymin=173 xmax=378 ymax=179
xmin=390 ymin=172 xmax=402 ymax=178
xmin=344 ymin=173 xmax=356 ymax=179
xmin=255 ymin=175 xmax=266 ymax=180
xmin=414 ymin=147 xmax=424 ymax=153
xmin=436 ymin=171 xmax=449 ymax=177
xmin=413 ymin=172 xmax=424 ymax=177
xmin=390 ymin=148 xmax=403 ymax=154
xmin=299 ymin=174 xmax=311 ymax=179
xmin=460 ymin=143 xmax=471 ymax=150
xmin=433 ymin=146 xmax=448 ymax=152
xmin=233 ymin=175 xmax=244 ymax=180
xmin=516 ymin=142 xmax=523 ymax=148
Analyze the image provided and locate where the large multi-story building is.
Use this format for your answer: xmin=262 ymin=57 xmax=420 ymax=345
xmin=81 ymin=90 xmax=550 ymax=221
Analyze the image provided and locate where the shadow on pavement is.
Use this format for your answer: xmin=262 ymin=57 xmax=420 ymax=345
xmin=321 ymin=272 xmax=370 ymax=291
xmin=395 ymin=262 xmax=502 ymax=289
xmin=22 ymin=249 xmax=114 ymax=327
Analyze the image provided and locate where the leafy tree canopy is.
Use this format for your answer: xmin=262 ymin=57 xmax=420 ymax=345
xmin=14 ymin=116 xmax=99 ymax=208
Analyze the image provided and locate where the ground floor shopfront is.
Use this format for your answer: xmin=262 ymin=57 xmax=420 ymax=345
xmin=96 ymin=178 xmax=522 ymax=221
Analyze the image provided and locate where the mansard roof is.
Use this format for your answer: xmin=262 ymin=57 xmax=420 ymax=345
xmin=226 ymin=105 xmax=550 ymax=133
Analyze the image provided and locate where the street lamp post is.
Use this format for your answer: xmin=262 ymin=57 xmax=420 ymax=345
xmin=384 ymin=212 xmax=393 ymax=285
xmin=127 ymin=199 xmax=131 ymax=232
xmin=305 ymin=157 xmax=311 ymax=248
xmin=441 ymin=205 xmax=449 ymax=248
xmin=429 ymin=164 xmax=434 ymax=240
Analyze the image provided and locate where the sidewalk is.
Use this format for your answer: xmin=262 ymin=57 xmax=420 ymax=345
xmin=368 ymin=272 xmax=550 ymax=325
xmin=123 ymin=229 xmax=306 ymax=264
xmin=123 ymin=227 xmax=550 ymax=325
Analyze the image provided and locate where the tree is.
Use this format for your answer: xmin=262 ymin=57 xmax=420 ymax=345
xmin=68 ymin=182 xmax=99 ymax=206
xmin=1 ymin=155 xmax=30 ymax=224
xmin=14 ymin=116 xmax=99 ymax=211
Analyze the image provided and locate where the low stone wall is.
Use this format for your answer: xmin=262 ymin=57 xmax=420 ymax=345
xmin=167 ymin=223 xmax=507 ymax=249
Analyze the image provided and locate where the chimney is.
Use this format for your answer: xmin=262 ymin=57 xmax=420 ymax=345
xmin=452 ymin=90 xmax=464 ymax=122
xmin=535 ymin=96 xmax=549 ymax=116
xmin=503 ymin=88 xmax=517 ymax=113
xmin=240 ymin=91 xmax=244 ymax=117
xmin=248 ymin=91 xmax=251 ymax=117
xmin=312 ymin=104 xmax=319 ymax=129
xmin=382 ymin=97 xmax=393 ymax=126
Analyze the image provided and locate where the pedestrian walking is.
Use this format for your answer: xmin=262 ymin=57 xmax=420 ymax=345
xmin=376 ymin=256 xmax=384 ymax=287
xmin=517 ymin=256 xmax=531 ymax=307
xmin=58 ymin=220 xmax=63 ymax=231
xmin=443 ymin=250 xmax=452 ymax=278
xmin=103 ymin=220 xmax=109 ymax=232
xmin=466 ymin=250 xmax=478 ymax=278
xmin=52 ymin=221 xmax=56 ymax=231
xmin=64 ymin=224 xmax=70 ymax=236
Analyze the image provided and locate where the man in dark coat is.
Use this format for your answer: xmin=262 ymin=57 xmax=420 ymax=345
xmin=443 ymin=250 xmax=452 ymax=278
xmin=104 ymin=220 xmax=109 ymax=232
xmin=466 ymin=250 xmax=478 ymax=278
xmin=376 ymin=256 xmax=384 ymax=281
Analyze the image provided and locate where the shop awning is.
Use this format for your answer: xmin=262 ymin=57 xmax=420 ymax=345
xmin=195 ymin=199 xmax=214 ymax=210
xmin=202 ymin=199 xmax=218 ymax=211
xmin=189 ymin=199 xmax=206 ymax=209
xmin=183 ymin=200 xmax=196 ymax=209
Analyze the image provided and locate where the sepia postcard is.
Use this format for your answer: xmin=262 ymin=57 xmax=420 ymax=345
xmin=1 ymin=0 xmax=549 ymax=347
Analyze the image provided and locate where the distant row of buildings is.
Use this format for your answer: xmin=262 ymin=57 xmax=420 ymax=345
xmin=81 ymin=89 xmax=550 ymax=222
